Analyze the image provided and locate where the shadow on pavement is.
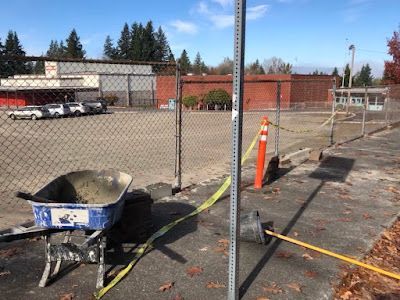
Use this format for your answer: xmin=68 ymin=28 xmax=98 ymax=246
xmin=240 ymin=156 xmax=355 ymax=298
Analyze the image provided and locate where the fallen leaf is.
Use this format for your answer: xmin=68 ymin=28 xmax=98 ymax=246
xmin=206 ymin=281 xmax=226 ymax=289
xmin=302 ymin=253 xmax=314 ymax=260
xmin=272 ymin=187 xmax=281 ymax=194
xmin=387 ymin=186 xmax=400 ymax=194
xmin=0 ymin=271 xmax=11 ymax=277
xmin=159 ymin=281 xmax=174 ymax=292
xmin=186 ymin=266 xmax=203 ymax=277
xmin=286 ymin=282 xmax=302 ymax=293
xmin=262 ymin=282 xmax=283 ymax=294
xmin=59 ymin=293 xmax=74 ymax=300
xmin=339 ymin=290 xmax=353 ymax=300
xmin=263 ymin=196 xmax=273 ymax=201
xmin=342 ymin=209 xmax=352 ymax=215
xmin=362 ymin=213 xmax=373 ymax=220
xmin=276 ymin=251 xmax=293 ymax=259
xmin=218 ymin=239 xmax=229 ymax=246
xmin=214 ymin=247 xmax=228 ymax=256
xmin=293 ymin=231 xmax=299 ymax=237
xmin=304 ymin=270 xmax=318 ymax=278
xmin=199 ymin=247 xmax=208 ymax=251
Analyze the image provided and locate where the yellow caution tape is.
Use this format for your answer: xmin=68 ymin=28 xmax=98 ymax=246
xmin=265 ymin=230 xmax=400 ymax=281
xmin=94 ymin=124 xmax=262 ymax=299
xmin=268 ymin=112 xmax=337 ymax=134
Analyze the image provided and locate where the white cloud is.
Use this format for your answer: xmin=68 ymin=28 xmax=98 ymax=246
xmin=196 ymin=2 xmax=269 ymax=29
xmin=210 ymin=14 xmax=234 ymax=28
xmin=211 ymin=0 xmax=232 ymax=7
xmin=170 ymin=20 xmax=198 ymax=34
xmin=247 ymin=5 xmax=269 ymax=20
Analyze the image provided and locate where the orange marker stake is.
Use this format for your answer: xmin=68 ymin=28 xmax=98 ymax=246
xmin=254 ymin=116 xmax=269 ymax=189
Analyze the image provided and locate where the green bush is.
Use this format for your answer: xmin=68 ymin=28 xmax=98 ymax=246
xmin=204 ymin=89 xmax=231 ymax=105
xmin=182 ymin=95 xmax=198 ymax=108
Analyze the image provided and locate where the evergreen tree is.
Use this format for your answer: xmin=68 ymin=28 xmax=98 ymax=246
xmin=246 ymin=59 xmax=265 ymax=74
xmin=130 ymin=22 xmax=143 ymax=60
xmin=192 ymin=52 xmax=203 ymax=75
xmin=141 ymin=21 xmax=155 ymax=61
xmin=0 ymin=38 xmax=5 ymax=77
xmin=354 ymin=64 xmax=373 ymax=86
xmin=178 ymin=49 xmax=191 ymax=74
xmin=46 ymin=40 xmax=65 ymax=58
xmin=103 ymin=35 xmax=117 ymax=59
xmin=2 ymin=31 xmax=29 ymax=76
xmin=154 ymin=26 xmax=172 ymax=62
xmin=332 ymin=67 xmax=339 ymax=76
xmin=65 ymin=29 xmax=85 ymax=58
xmin=117 ymin=23 xmax=131 ymax=59
xmin=33 ymin=60 xmax=45 ymax=74
xmin=343 ymin=64 xmax=351 ymax=87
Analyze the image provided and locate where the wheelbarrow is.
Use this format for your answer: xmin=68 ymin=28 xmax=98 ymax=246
xmin=1 ymin=170 xmax=132 ymax=288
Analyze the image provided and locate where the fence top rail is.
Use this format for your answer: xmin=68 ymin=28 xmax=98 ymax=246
xmin=181 ymin=78 xmax=336 ymax=84
xmin=0 ymin=55 xmax=177 ymax=67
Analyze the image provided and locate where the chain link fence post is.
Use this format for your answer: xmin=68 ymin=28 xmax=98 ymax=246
xmin=174 ymin=63 xmax=182 ymax=191
xmin=330 ymin=79 xmax=336 ymax=145
xmin=385 ymin=97 xmax=389 ymax=126
xmin=361 ymin=86 xmax=367 ymax=136
xmin=274 ymin=81 xmax=281 ymax=156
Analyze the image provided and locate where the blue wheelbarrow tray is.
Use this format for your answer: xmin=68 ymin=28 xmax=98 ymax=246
xmin=29 ymin=170 xmax=133 ymax=230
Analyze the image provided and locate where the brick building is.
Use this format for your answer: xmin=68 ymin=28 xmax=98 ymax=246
xmin=157 ymin=74 xmax=336 ymax=110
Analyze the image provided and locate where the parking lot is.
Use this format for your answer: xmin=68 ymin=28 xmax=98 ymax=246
xmin=0 ymin=108 xmax=386 ymax=229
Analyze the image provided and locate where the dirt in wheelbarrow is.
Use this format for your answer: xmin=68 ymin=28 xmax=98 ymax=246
xmin=334 ymin=218 xmax=400 ymax=299
xmin=69 ymin=178 xmax=122 ymax=204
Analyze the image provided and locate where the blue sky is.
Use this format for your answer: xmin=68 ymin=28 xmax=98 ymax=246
xmin=0 ymin=0 xmax=398 ymax=76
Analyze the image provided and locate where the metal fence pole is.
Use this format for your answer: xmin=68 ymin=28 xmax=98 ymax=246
xmin=330 ymin=79 xmax=336 ymax=145
xmin=385 ymin=97 xmax=390 ymax=126
xmin=361 ymin=86 xmax=367 ymax=136
xmin=228 ymin=1 xmax=246 ymax=299
xmin=274 ymin=81 xmax=281 ymax=156
xmin=126 ymin=74 xmax=130 ymax=107
xmin=174 ymin=63 xmax=182 ymax=191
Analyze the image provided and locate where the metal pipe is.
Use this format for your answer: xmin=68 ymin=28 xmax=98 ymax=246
xmin=274 ymin=81 xmax=281 ymax=156
xmin=361 ymin=86 xmax=367 ymax=136
xmin=346 ymin=45 xmax=355 ymax=115
xmin=330 ymin=79 xmax=336 ymax=145
xmin=228 ymin=0 xmax=246 ymax=299
xmin=174 ymin=63 xmax=182 ymax=190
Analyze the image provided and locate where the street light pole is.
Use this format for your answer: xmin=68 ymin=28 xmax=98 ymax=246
xmin=346 ymin=44 xmax=355 ymax=114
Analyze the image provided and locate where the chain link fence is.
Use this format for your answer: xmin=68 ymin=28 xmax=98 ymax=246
xmin=0 ymin=56 xmax=178 ymax=229
xmin=1 ymin=57 xmax=400 ymax=229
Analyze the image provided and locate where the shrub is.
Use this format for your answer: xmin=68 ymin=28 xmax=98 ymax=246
xmin=101 ymin=94 xmax=119 ymax=106
xmin=204 ymin=89 xmax=231 ymax=105
xmin=182 ymin=95 xmax=198 ymax=108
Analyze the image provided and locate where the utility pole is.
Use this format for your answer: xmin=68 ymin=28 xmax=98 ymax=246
xmin=346 ymin=44 xmax=355 ymax=114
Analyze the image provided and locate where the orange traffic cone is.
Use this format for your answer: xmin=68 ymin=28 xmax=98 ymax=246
xmin=254 ymin=116 xmax=269 ymax=189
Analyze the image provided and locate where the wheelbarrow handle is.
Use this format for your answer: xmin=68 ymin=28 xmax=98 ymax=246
xmin=15 ymin=191 xmax=56 ymax=203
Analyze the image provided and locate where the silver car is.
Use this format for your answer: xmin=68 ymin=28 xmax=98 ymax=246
xmin=44 ymin=103 xmax=72 ymax=118
xmin=7 ymin=106 xmax=51 ymax=120
xmin=65 ymin=102 xmax=90 ymax=116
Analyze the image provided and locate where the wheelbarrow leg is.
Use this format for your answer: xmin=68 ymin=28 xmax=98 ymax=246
xmin=39 ymin=234 xmax=51 ymax=287
xmin=96 ymin=235 xmax=106 ymax=289
xmin=52 ymin=231 xmax=71 ymax=277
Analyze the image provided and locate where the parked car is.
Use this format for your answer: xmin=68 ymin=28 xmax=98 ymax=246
xmin=65 ymin=102 xmax=90 ymax=116
xmin=82 ymin=99 xmax=107 ymax=114
xmin=44 ymin=103 xmax=72 ymax=118
xmin=7 ymin=106 xmax=50 ymax=120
